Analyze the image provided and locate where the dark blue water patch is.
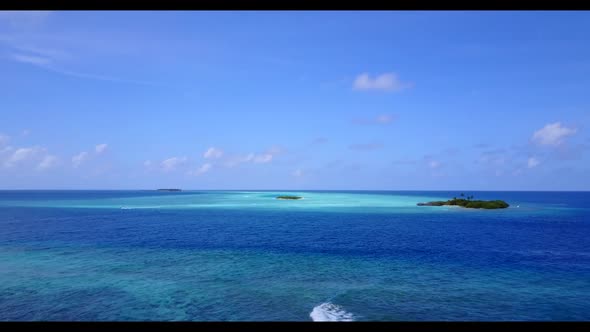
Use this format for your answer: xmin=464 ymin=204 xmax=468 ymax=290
xmin=1 ymin=204 xmax=589 ymax=275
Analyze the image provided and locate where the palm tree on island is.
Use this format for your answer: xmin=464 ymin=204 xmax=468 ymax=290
xmin=417 ymin=192 xmax=508 ymax=209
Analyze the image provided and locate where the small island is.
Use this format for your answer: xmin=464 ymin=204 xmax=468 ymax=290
xmin=276 ymin=195 xmax=303 ymax=200
xmin=417 ymin=193 xmax=509 ymax=209
xmin=157 ymin=189 xmax=182 ymax=192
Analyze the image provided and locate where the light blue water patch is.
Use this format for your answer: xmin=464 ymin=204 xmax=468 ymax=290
xmin=0 ymin=190 xmax=571 ymax=215
xmin=0 ymin=191 xmax=448 ymax=211
xmin=1 ymin=245 xmax=589 ymax=321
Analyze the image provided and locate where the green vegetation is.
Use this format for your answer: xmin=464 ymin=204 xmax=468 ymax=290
xmin=276 ymin=195 xmax=303 ymax=200
xmin=417 ymin=195 xmax=509 ymax=209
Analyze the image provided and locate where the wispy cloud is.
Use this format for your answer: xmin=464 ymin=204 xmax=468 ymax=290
xmin=311 ymin=137 xmax=329 ymax=145
xmin=70 ymin=144 xmax=109 ymax=168
xmin=476 ymin=148 xmax=507 ymax=166
xmin=7 ymin=48 xmax=158 ymax=87
xmin=531 ymin=122 xmax=577 ymax=147
xmin=353 ymin=114 xmax=396 ymax=125
xmin=0 ymin=11 xmax=52 ymax=29
xmin=266 ymin=146 xmax=284 ymax=155
xmin=253 ymin=154 xmax=273 ymax=163
xmin=472 ymin=143 xmax=490 ymax=149
xmin=375 ymin=114 xmax=395 ymax=124
xmin=0 ymin=134 xmax=9 ymax=146
xmin=428 ymin=160 xmax=441 ymax=169
xmin=190 ymin=163 xmax=211 ymax=176
xmin=225 ymin=153 xmax=255 ymax=168
xmin=72 ymin=151 xmax=88 ymax=168
xmin=527 ymin=157 xmax=540 ymax=168
xmin=12 ymin=44 xmax=70 ymax=61
xmin=4 ymin=146 xmax=44 ymax=168
xmin=223 ymin=147 xmax=283 ymax=168
xmin=160 ymin=156 xmax=188 ymax=172
xmin=391 ymin=158 xmax=418 ymax=166
xmin=353 ymin=72 xmax=412 ymax=92
xmin=348 ymin=142 xmax=384 ymax=151
xmin=95 ymin=143 xmax=108 ymax=154
xmin=11 ymin=53 xmax=51 ymax=66
xmin=203 ymin=147 xmax=223 ymax=159
xmin=37 ymin=155 xmax=58 ymax=170
xmin=38 ymin=63 xmax=159 ymax=86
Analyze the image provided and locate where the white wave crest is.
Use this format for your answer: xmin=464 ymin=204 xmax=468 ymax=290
xmin=310 ymin=302 xmax=355 ymax=322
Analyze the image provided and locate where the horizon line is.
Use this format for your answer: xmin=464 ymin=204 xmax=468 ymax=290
xmin=0 ymin=189 xmax=589 ymax=192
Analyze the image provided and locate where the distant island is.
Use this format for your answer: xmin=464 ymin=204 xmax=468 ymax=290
xmin=417 ymin=194 xmax=509 ymax=209
xmin=276 ymin=195 xmax=303 ymax=200
xmin=157 ymin=189 xmax=182 ymax=192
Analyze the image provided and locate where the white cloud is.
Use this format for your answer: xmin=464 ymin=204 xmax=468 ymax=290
xmin=253 ymin=154 xmax=273 ymax=163
xmin=532 ymin=122 xmax=577 ymax=147
xmin=292 ymin=169 xmax=303 ymax=177
xmin=160 ymin=156 xmax=188 ymax=172
xmin=191 ymin=163 xmax=211 ymax=176
xmin=37 ymin=155 xmax=58 ymax=170
xmin=527 ymin=157 xmax=540 ymax=169
xmin=72 ymin=151 xmax=88 ymax=168
xmin=4 ymin=146 xmax=44 ymax=167
xmin=353 ymin=72 xmax=412 ymax=92
xmin=95 ymin=143 xmax=108 ymax=154
xmin=203 ymin=147 xmax=223 ymax=159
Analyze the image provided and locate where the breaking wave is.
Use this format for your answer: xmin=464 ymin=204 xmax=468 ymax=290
xmin=310 ymin=302 xmax=355 ymax=322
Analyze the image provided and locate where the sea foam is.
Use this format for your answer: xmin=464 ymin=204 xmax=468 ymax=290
xmin=310 ymin=302 xmax=355 ymax=322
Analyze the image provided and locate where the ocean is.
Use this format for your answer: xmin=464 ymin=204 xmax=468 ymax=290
xmin=0 ymin=190 xmax=589 ymax=321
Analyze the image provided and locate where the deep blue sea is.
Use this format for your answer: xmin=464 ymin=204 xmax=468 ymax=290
xmin=1 ymin=190 xmax=589 ymax=321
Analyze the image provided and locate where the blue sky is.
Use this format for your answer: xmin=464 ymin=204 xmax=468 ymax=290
xmin=1 ymin=10 xmax=589 ymax=190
